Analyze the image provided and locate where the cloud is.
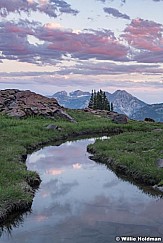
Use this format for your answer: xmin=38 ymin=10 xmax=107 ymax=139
xmin=122 ymin=18 xmax=163 ymax=63
xmin=0 ymin=71 xmax=57 ymax=77
xmin=0 ymin=0 xmax=79 ymax=18
xmin=97 ymin=0 xmax=163 ymax=3
xmin=57 ymin=61 xmax=163 ymax=76
xmin=0 ymin=20 xmax=64 ymax=65
xmin=104 ymin=7 xmax=130 ymax=20
xmin=1 ymin=17 xmax=163 ymax=66
xmin=36 ymin=27 xmax=129 ymax=61
xmin=0 ymin=19 xmax=129 ymax=65
xmin=97 ymin=0 xmax=126 ymax=3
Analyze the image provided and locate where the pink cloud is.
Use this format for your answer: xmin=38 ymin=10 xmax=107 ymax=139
xmin=0 ymin=20 xmax=129 ymax=64
xmin=1 ymin=17 xmax=163 ymax=65
xmin=123 ymin=18 xmax=163 ymax=52
xmin=35 ymin=26 xmax=129 ymax=61
xmin=0 ymin=20 xmax=63 ymax=64
xmin=122 ymin=18 xmax=163 ymax=63
xmin=0 ymin=0 xmax=78 ymax=18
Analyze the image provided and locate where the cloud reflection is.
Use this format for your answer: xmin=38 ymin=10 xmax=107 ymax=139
xmin=46 ymin=168 xmax=64 ymax=175
xmin=72 ymin=163 xmax=82 ymax=169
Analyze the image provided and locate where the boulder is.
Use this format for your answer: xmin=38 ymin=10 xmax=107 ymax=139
xmin=45 ymin=124 xmax=62 ymax=131
xmin=112 ymin=114 xmax=128 ymax=124
xmin=46 ymin=124 xmax=59 ymax=130
xmin=156 ymin=158 xmax=163 ymax=168
xmin=153 ymin=128 xmax=162 ymax=132
xmin=53 ymin=109 xmax=77 ymax=123
xmin=144 ymin=117 xmax=155 ymax=122
xmin=0 ymin=89 xmax=75 ymax=122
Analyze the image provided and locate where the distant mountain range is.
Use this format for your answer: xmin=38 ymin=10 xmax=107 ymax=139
xmin=131 ymin=103 xmax=163 ymax=122
xmin=50 ymin=90 xmax=163 ymax=122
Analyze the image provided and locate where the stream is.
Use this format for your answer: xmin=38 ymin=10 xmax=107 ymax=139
xmin=0 ymin=137 xmax=163 ymax=243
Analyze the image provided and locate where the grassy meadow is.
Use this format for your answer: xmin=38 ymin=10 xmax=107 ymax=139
xmin=88 ymin=129 xmax=163 ymax=186
xmin=0 ymin=109 xmax=163 ymax=220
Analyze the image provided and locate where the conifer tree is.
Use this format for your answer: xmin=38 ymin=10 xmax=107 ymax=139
xmin=88 ymin=90 xmax=94 ymax=109
xmin=88 ymin=89 xmax=110 ymax=111
xmin=93 ymin=90 xmax=97 ymax=109
xmin=111 ymin=102 xmax=114 ymax=111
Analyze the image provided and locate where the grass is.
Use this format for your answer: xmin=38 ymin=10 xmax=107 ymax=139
xmin=0 ymin=109 xmax=163 ymax=221
xmin=88 ymin=129 xmax=163 ymax=186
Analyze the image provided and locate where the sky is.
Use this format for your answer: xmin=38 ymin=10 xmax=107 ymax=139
xmin=0 ymin=0 xmax=163 ymax=104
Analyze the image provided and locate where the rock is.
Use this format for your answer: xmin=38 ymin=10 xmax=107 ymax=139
xmin=156 ymin=158 xmax=163 ymax=168
xmin=54 ymin=109 xmax=77 ymax=123
xmin=84 ymin=108 xmax=91 ymax=112
xmin=112 ymin=114 xmax=128 ymax=124
xmin=107 ymin=111 xmax=118 ymax=120
xmin=144 ymin=117 xmax=155 ymax=122
xmin=0 ymin=89 xmax=76 ymax=122
xmin=8 ymin=109 xmax=26 ymax=118
xmin=83 ymin=108 xmax=118 ymax=120
xmin=153 ymin=185 xmax=163 ymax=192
xmin=153 ymin=128 xmax=162 ymax=132
xmin=46 ymin=124 xmax=59 ymax=130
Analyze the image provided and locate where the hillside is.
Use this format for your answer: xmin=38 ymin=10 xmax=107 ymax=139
xmin=131 ymin=103 xmax=163 ymax=122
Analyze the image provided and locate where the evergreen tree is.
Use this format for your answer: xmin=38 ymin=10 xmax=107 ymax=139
xmin=88 ymin=90 xmax=94 ymax=109
xmin=93 ymin=90 xmax=97 ymax=109
xmin=96 ymin=91 xmax=102 ymax=110
xmin=111 ymin=102 xmax=114 ymax=111
xmin=88 ymin=89 xmax=110 ymax=111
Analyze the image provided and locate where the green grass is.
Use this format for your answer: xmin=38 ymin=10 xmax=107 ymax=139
xmin=0 ymin=109 xmax=163 ymax=219
xmin=88 ymin=129 xmax=163 ymax=185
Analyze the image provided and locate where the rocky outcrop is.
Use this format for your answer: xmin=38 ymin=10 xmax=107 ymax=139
xmin=84 ymin=108 xmax=129 ymax=124
xmin=144 ymin=117 xmax=155 ymax=122
xmin=84 ymin=108 xmax=118 ymax=119
xmin=112 ymin=114 xmax=128 ymax=124
xmin=0 ymin=89 xmax=76 ymax=122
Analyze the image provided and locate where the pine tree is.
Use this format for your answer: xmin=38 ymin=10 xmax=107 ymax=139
xmin=88 ymin=89 xmax=110 ymax=111
xmin=111 ymin=102 xmax=114 ymax=111
xmin=93 ymin=90 xmax=97 ymax=109
xmin=88 ymin=90 xmax=94 ymax=109
xmin=96 ymin=91 xmax=102 ymax=110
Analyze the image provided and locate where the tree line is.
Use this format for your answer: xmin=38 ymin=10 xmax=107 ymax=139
xmin=88 ymin=90 xmax=113 ymax=111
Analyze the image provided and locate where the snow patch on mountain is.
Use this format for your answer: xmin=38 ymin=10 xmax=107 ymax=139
xmin=50 ymin=89 xmax=147 ymax=117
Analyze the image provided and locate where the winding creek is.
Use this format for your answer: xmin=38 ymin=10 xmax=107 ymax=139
xmin=0 ymin=136 xmax=163 ymax=243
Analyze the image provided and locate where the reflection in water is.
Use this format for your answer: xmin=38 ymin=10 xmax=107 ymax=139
xmin=0 ymin=211 xmax=31 ymax=238
xmin=46 ymin=168 xmax=64 ymax=175
xmin=0 ymin=137 xmax=163 ymax=243
xmin=73 ymin=163 xmax=82 ymax=169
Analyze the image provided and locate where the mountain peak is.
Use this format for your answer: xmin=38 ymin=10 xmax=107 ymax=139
xmin=110 ymin=89 xmax=146 ymax=116
xmin=113 ymin=90 xmax=132 ymax=96
xmin=51 ymin=91 xmax=67 ymax=99
xmin=69 ymin=90 xmax=90 ymax=97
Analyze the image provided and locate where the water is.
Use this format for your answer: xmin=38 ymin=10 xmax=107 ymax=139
xmin=0 ymin=137 xmax=163 ymax=243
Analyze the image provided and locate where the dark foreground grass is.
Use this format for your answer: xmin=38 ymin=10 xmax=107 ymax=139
xmin=0 ymin=109 xmax=163 ymax=221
